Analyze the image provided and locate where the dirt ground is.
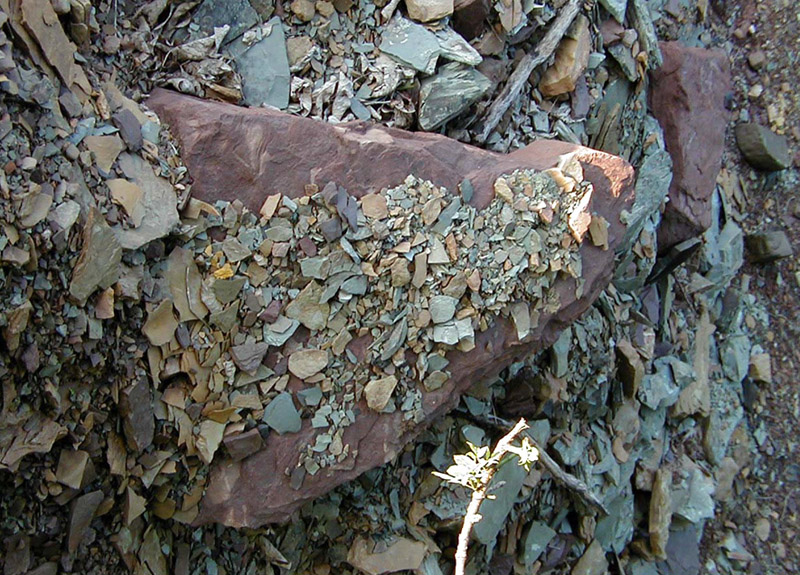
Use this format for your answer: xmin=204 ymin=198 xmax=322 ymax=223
xmin=699 ymin=0 xmax=800 ymax=573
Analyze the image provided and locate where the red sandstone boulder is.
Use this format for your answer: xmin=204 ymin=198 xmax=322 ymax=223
xmin=147 ymin=89 xmax=635 ymax=527
xmin=649 ymin=42 xmax=731 ymax=252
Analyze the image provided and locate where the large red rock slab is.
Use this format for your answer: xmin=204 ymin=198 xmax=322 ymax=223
xmin=147 ymin=89 xmax=635 ymax=527
xmin=649 ymin=42 xmax=731 ymax=252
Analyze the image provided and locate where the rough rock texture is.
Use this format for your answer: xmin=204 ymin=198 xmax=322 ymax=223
xmin=147 ymin=89 xmax=635 ymax=527
xmin=649 ymin=42 xmax=730 ymax=252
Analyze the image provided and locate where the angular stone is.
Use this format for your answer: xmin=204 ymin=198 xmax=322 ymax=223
xmin=120 ymin=378 xmax=154 ymax=453
xmin=147 ymin=89 xmax=636 ymax=528
xmin=67 ymin=491 xmax=104 ymax=554
xmin=113 ymin=109 xmax=143 ymax=152
xmin=227 ymin=17 xmax=290 ymax=110
xmin=598 ymin=0 xmax=626 ymax=22
xmin=406 ymin=0 xmax=453 ymax=22
xmin=650 ymin=43 xmax=731 ymax=251
xmin=735 ymin=123 xmax=791 ymax=171
xmin=262 ymin=392 xmax=301 ymax=434
xmin=418 ymin=63 xmax=491 ymax=131
xmin=539 ymin=16 xmax=591 ymax=98
xmin=347 ymin=537 xmax=426 ymax=575
xmin=571 ymin=539 xmax=608 ymax=575
xmin=521 ymin=521 xmax=556 ymax=566
xmin=380 ymin=16 xmax=440 ymax=74
xmin=142 ymin=300 xmax=178 ymax=346
xmin=69 ymin=208 xmax=122 ymax=305
xmin=745 ymin=231 xmax=793 ymax=263
xmin=223 ymin=429 xmax=264 ymax=461
xmin=115 ymin=153 xmax=180 ymax=250
xmin=285 ymin=281 xmax=329 ymax=330
xmin=288 ymin=349 xmax=328 ymax=379
xmin=473 ymin=455 xmax=527 ymax=544
xmin=749 ymin=353 xmax=772 ymax=383
xmin=192 ymin=0 xmax=259 ymax=41
xmin=429 ymin=295 xmax=457 ymax=324
xmin=364 ymin=375 xmax=398 ymax=412
xmin=56 ymin=450 xmax=90 ymax=490
xmin=452 ymin=0 xmax=489 ymax=41
xmin=231 ymin=340 xmax=269 ymax=375
xmin=649 ymin=468 xmax=672 ymax=558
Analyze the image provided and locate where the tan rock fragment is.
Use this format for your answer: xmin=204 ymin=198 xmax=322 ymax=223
xmin=286 ymin=281 xmax=329 ymax=330
xmin=288 ymin=349 xmax=329 ymax=379
xmin=107 ymin=179 xmax=145 ymax=227
xmin=649 ymin=468 xmax=672 ymax=558
xmin=347 ymin=536 xmax=426 ymax=575
xmin=361 ymin=193 xmax=388 ymax=219
xmin=142 ymin=300 xmax=178 ymax=346
xmin=364 ymin=375 xmax=398 ymax=412
xmin=539 ymin=15 xmax=591 ymax=97
xmin=748 ymin=353 xmax=771 ymax=383
xmin=405 ymin=0 xmax=453 ymax=23
xmin=56 ymin=450 xmax=89 ymax=490
xmin=84 ymin=135 xmax=125 ymax=173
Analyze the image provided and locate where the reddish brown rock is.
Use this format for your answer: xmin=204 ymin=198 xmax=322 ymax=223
xmin=453 ymin=0 xmax=489 ymax=41
xmin=649 ymin=42 xmax=731 ymax=252
xmin=147 ymin=89 xmax=635 ymax=527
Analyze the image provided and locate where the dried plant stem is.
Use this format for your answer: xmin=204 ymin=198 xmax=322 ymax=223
xmin=474 ymin=0 xmax=583 ymax=143
xmin=454 ymin=418 xmax=529 ymax=575
xmin=463 ymin=410 xmax=609 ymax=515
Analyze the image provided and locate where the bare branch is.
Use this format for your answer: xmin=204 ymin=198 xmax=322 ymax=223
xmin=473 ymin=0 xmax=583 ymax=143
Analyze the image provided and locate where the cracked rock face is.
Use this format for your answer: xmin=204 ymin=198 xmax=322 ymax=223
xmin=649 ymin=42 xmax=731 ymax=252
xmin=147 ymin=89 xmax=635 ymax=527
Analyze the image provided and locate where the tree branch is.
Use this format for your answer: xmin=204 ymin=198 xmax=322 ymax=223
xmin=473 ymin=0 xmax=583 ymax=144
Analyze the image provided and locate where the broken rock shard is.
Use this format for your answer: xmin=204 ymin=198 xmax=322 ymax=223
xmin=146 ymin=88 xmax=635 ymax=528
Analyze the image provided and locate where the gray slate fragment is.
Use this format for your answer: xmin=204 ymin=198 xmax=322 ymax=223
xmin=434 ymin=27 xmax=482 ymax=66
xmin=672 ymin=467 xmax=715 ymax=523
xmin=262 ymin=392 xmax=302 ymax=434
xmin=473 ymin=456 xmax=527 ymax=544
xmin=223 ymin=428 xmax=264 ymax=461
xmin=120 ymin=377 xmax=154 ymax=453
xmin=192 ymin=0 xmax=259 ymax=42
xmin=628 ymin=0 xmax=662 ymax=67
xmin=69 ymin=208 xmax=122 ymax=305
xmin=620 ymin=149 xmax=672 ymax=252
xmin=521 ymin=522 xmax=556 ymax=565
xmin=231 ymin=340 xmax=269 ymax=374
xmin=598 ymin=0 xmax=627 ymax=22
xmin=429 ymin=295 xmax=457 ymax=324
xmin=600 ymin=0 xmax=628 ymax=24
xmin=418 ymin=63 xmax=491 ymax=131
xmin=704 ymin=378 xmax=743 ymax=465
xmin=735 ymin=123 xmax=791 ymax=171
xmin=380 ymin=16 xmax=440 ymax=74
xmin=745 ymin=231 xmax=793 ymax=263
xmin=115 ymin=153 xmax=180 ymax=250
xmin=67 ymin=490 xmax=104 ymax=554
xmin=607 ymin=43 xmax=638 ymax=82
xmin=228 ymin=18 xmax=291 ymax=110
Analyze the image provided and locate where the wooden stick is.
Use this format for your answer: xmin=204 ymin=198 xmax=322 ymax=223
xmin=473 ymin=0 xmax=583 ymax=144
xmin=458 ymin=410 xmax=609 ymax=516
xmin=454 ymin=418 xmax=529 ymax=575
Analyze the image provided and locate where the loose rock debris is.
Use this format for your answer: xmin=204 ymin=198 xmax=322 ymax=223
xmin=0 ymin=0 xmax=794 ymax=574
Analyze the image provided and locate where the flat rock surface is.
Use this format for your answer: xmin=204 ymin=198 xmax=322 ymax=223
xmin=147 ymin=89 xmax=635 ymax=527
xmin=650 ymin=41 xmax=731 ymax=252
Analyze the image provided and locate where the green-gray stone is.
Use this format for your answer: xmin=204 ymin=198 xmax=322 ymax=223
xmin=262 ymin=392 xmax=302 ymax=434
xmin=380 ymin=17 xmax=440 ymax=74
xmin=418 ymin=64 xmax=491 ymax=131
xmin=521 ymin=522 xmax=556 ymax=565
xmin=212 ymin=277 xmax=246 ymax=305
xmin=473 ymin=456 xmax=527 ymax=544
xmin=227 ymin=17 xmax=290 ymax=110
xmin=735 ymin=123 xmax=791 ymax=171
